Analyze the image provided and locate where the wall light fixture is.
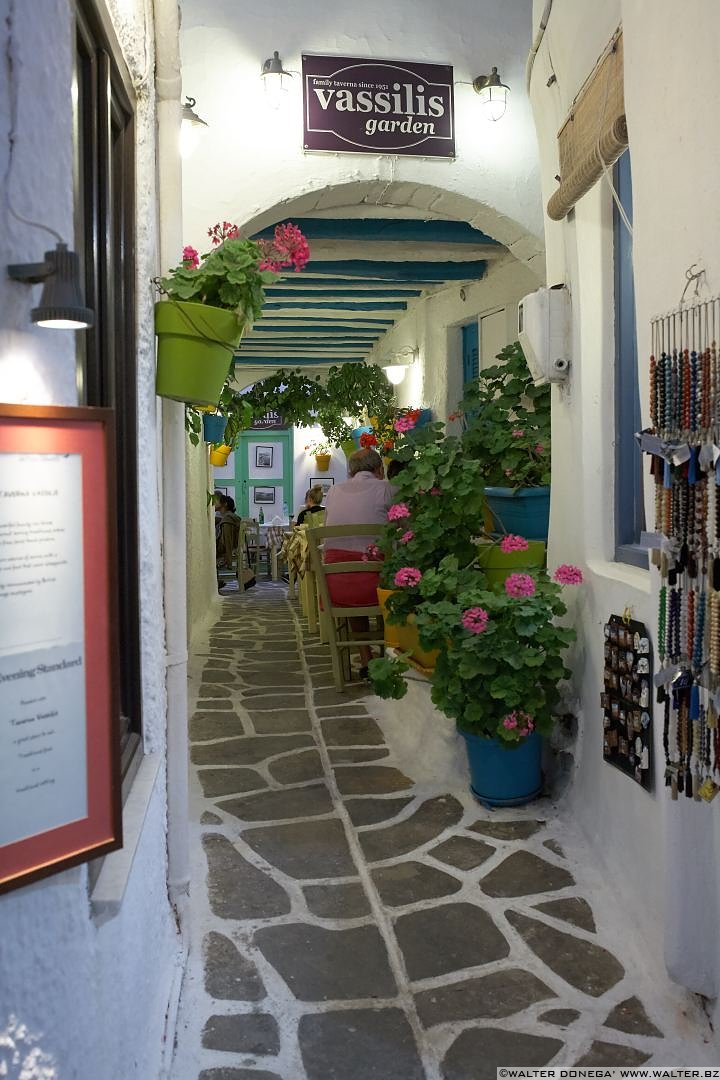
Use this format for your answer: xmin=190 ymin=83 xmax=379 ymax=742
xmin=261 ymin=50 xmax=292 ymax=107
xmin=180 ymin=96 xmax=209 ymax=158
xmin=473 ymin=66 xmax=509 ymax=121
xmin=8 ymin=242 xmax=93 ymax=329
xmin=381 ymin=347 xmax=418 ymax=385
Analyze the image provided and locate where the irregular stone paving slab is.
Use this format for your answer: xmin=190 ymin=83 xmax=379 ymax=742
xmin=242 ymin=685 xmax=305 ymax=698
xmin=314 ymin=686 xmax=372 ymax=707
xmin=334 ymin=765 xmax=414 ymax=796
xmin=328 ymin=747 xmax=389 ymax=764
xmin=195 ymin=700 xmax=235 ymax=711
xmin=544 ymin=838 xmax=566 ymax=857
xmin=359 ymin=795 xmax=464 ymax=862
xmin=506 ymin=911 xmax=624 ymax=997
xmin=190 ymin=713 xmax=245 ymax=741
xmin=203 ymin=931 xmax=266 ymax=1001
xmin=243 ymin=818 xmax=356 ymax=879
xmin=321 ymin=716 xmax=385 ymax=746
xmin=395 ymin=902 xmax=510 ymax=981
xmin=480 ymin=850 xmax=575 ymax=897
xmin=268 ymin=750 xmax=324 ymax=784
xmin=345 ymin=796 xmax=414 ymax=827
xmin=241 ymin=695 xmax=306 ymax=711
xmin=299 ymin=1008 xmax=424 ymax=1080
xmin=429 ymin=835 xmax=496 ymax=871
xmin=200 ymin=684 xmax=233 ymax=698
xmin=372 ymin=861 xmax=462 ymax=907
xmin=201 ymin=669 xmax=237 ymax=683
xmin=535 ymin=897 xmax=597 ymax=933
xmin=604 ymin=996 xmax=663 ymax=1037
xmin=202 ymin=1013 xmax=279 ymax=1055
xmin=197 ymin=769 xmax=268 ymax=798
xmin=217 ymin=784 xmax=333 ymax=822
xmin=202 ymin=834 xmax=291 ymax=919
xmin=199 ymin=1070 xmax=282 ymax=1080
xmin=200 ymin=811 xmax=223 ymax=825
xmin=191 ymin=734 xmax=313 ymax=766
xmin=315 ymin=705 xmax=370 ymax=718
xmin=254 ymin=923 xmax=396 ymax=1001
xmin=443 ymin=1027 xmax=563 ymax=1080
xmin=239 ymin=669 xmax=303 ymax=686
xmin=540 ymin=1008 xmax=581 ymax=1027
xmin=415 ymin=967 xmax=556 ymax=1027
xmin=575 ymin=1041 xmax=651 ymax=1066
xmin=248 ymin=710 xmax=313 ymax=734
xmin=303 ymin=882 xmax=371 ymax=919
xmin=470 ymin=819 xmax=545 ymax=841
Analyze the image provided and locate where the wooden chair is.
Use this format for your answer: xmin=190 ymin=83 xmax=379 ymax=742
xmin=305 ymin=523 xmax=385 ymax=691
xmin=300 ymin=511 xmax=326 ymax=635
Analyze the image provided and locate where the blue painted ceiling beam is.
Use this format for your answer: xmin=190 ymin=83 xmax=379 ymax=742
xmin=253 ymin=218 xmax=499 ymax=246
xmin=262 ymin=300 xmax=407 ymax=311
xmin=297 ymin=260 xmax=487 ymax=281
xmin=259 ymin=316 xmax=394 ymax=325
xmin=234 ymin=356 xmax=363 ymax=366
xmin=250 ymin=324 xmax=384 ymax=334
xmin=264 ymin=287 xmax=423 ymax=299
xmin=266 ymin=277 xmax=427 ymax=289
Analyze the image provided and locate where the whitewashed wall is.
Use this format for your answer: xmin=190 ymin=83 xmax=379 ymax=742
xmin=529 ymin=0 xmax=720 ymax=1015
xmin=0 ymin=2 xmax=178 ymax=1075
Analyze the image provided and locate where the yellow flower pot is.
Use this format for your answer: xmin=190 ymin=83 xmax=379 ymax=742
xmin=209 ymin=443 xmax=232 ymax=466
xmin=315 ymin=453 xmax=331 ymax=472
xmin=395 ymin=615 xmax=440 ymax=672
xmin=377 ymin=588 xmax=402 ymax=648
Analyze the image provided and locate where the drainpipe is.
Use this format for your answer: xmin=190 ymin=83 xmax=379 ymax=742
xmin=153 ymin=0 xmax=190 ymax=916
xmin=526 ymin=0 xmax=554 ymax=91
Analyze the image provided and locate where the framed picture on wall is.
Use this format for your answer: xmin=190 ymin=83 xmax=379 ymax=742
xmin=310 ymin=476 xmax=334 ymax=498
xmin=255 ymin=445 xmax=274 ymax=469
xmin=253 ymin=486 xmax=276 ymax=505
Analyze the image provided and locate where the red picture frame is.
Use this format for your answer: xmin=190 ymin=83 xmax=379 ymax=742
xmin=0 ymin=404 xmax=121 ymax=894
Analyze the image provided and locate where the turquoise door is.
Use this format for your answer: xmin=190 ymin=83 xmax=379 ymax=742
xmin=235 ymin=430 xmax=293 ymax=520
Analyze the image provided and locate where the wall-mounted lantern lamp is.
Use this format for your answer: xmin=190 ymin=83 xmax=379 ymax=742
xmin=261 ymin=50 xmax=292 ymax=107
xmin=8 ymin=242 xmax=93 ymax=329
xmin=381 ymin=347 xmax=418 ymax=385
xmin=180 ymin=96 xmax=209 ymax=158
xmin=473 ymin=66 xmax=509 ymax=121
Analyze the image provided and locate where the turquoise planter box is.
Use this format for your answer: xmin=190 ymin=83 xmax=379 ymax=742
xmin=461 ymin=730 xmax=542 ymax=806
xmin=484 ymin=485 xmax=550 ymax=541
xmin=203 ymin=414 xmax=227 ymax=443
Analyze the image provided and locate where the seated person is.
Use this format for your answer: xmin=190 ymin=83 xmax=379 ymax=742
xmin=296 ymin=485 xmax=325 ymax=525
xmin=323 ymin=448 xmax=394 ymax=673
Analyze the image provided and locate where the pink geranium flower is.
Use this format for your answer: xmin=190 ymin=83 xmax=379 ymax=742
xmin=462 ymin=607 xmax=489 ymax=634
xmin=394 ymin=567 xmax=422 ymax=588
xmin=499 ymin=534 xmax=529 ymax=553
xmin=534 ymin=443 xmax=545 ymax=454
xmin=505 ymin=572 xmax=536 ymax=598
xmin=182 ymin=245 xmax=199 ymax=268
xmin=553 ymin=564 xmax=584 ymax=585
xmin=503 ymin=710 xmax=534 ymax=735
xmin=400 ymin=530 xmax=414 ymax=543
xmin=361 ymin=543 xmax=381 ymax=563
xmin=394 ymin=416 xmax=415 ymax=434
xmin=430 ymin=487 xmax=441 ymax=496
xmin=511 ymin=429 xmax=524 ymax=438
xmin=387 ymin=503 xmax=411 ymax=521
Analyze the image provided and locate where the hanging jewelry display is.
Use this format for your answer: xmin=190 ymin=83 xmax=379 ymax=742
xmin=642 ymin=293 xmax=720 ymax=802
xmin=601 ymin=614 xmax=653 ymax=787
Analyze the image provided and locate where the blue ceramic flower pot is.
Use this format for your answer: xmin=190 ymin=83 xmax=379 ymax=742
xmin=202 ymin=413 xmax=227 ymax=443
xmin=460 ymin=730 xmax=542 ymax=806
xmin=352 ymin=425 xmax=374 ymax=448
xmin=484 ymin=485 xmax=550 ymax=541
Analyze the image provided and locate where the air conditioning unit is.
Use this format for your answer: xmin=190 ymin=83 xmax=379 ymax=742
xmin=517 ymin=285 xmax=571 ymax=385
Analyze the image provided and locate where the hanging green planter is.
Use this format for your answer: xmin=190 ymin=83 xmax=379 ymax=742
xmin=340 ymin=438 xmax=356 ymax=459
xmin=155 ymin=300 xmax=243 ymax=406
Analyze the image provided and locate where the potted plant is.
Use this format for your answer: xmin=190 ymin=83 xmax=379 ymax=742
xmin=459 ymin=341 xmax=551 ymax=540
xmin=370 ymin=554 xmax=582 ymax=805
xmin=155 ymin=221 xmax=310 ymax=406
xmin=305 ymin=439 xmax=333 ymax=471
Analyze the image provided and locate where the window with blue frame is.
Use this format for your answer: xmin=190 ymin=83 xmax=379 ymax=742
xmin=462 ymin=321 xmax=479 ymax=385
xmin=614 ymin=151 xmax=647 ymax=568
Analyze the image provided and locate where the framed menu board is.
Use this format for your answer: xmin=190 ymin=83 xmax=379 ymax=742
xmin=0 ymin=404 xmax=121 ymax=893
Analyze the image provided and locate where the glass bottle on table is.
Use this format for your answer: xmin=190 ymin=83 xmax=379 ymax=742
xmin=258 ymin=507 xmax=265 ymax=524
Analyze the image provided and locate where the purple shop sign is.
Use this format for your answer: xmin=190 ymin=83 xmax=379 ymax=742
xmin=302 ymin=54 xmax=454 ymax=158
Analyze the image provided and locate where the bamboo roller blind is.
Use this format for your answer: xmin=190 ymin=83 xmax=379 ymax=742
xmin=547 ymin=31 xmax=628 ymax=221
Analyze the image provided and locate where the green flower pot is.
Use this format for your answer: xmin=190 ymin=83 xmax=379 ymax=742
xmin=475 ymin=539 xmax=546 ymax=586
xmin=155 ymin=300 xmax=243 ymax=406
xmin=340 ymin=439 xmax=356 ymax=459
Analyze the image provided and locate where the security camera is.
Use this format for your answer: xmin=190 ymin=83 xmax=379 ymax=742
xmin=518 ymin=285 xmax=571 ymax=385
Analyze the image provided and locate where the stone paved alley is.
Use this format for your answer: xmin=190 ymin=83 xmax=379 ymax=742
xmin=171 ymin=583 xmax=714 ymax=1080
